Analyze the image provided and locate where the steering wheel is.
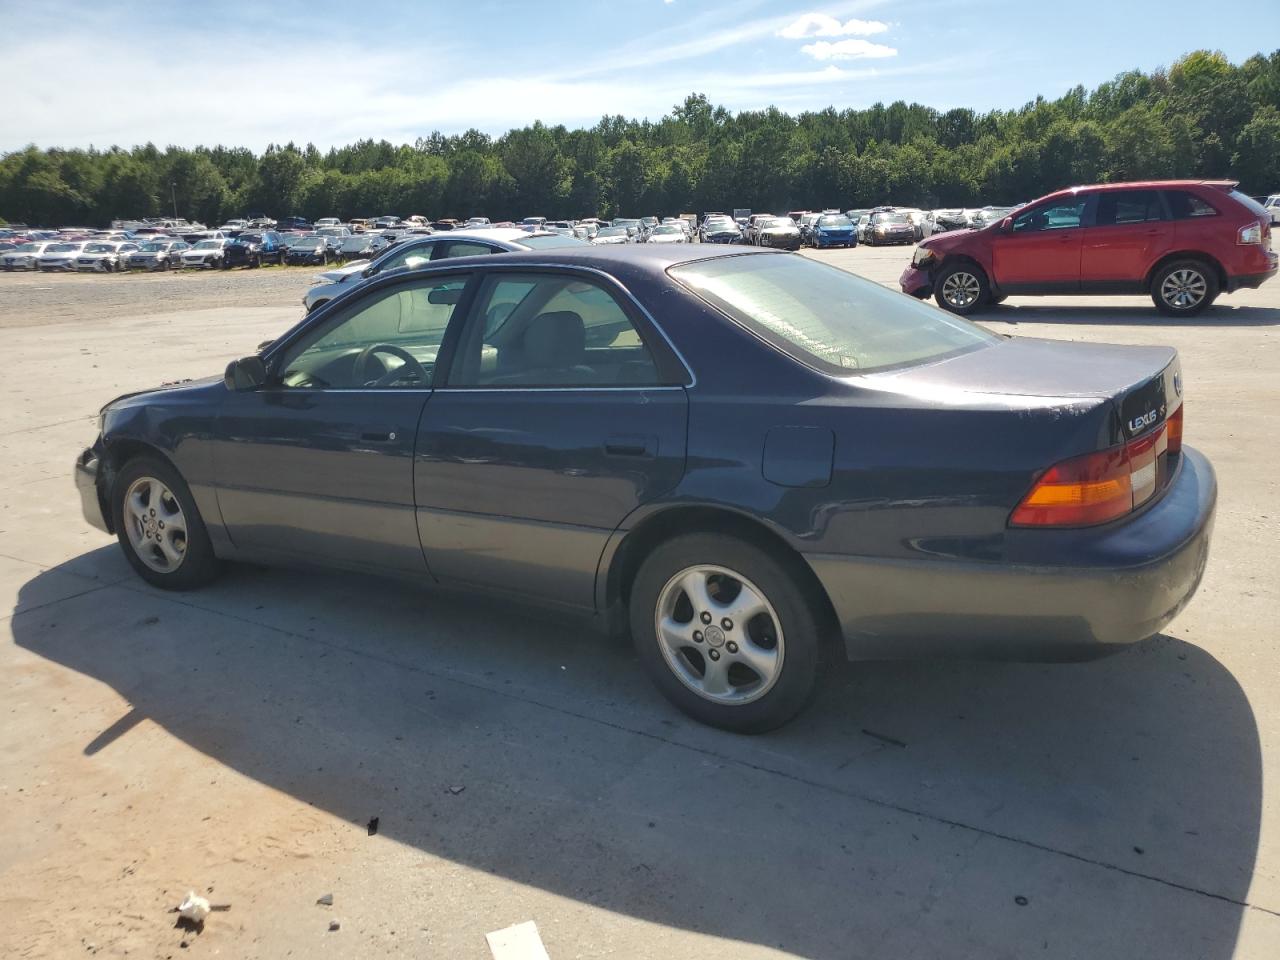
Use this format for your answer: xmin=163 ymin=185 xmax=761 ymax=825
xmin=352 ymin=344 xmax=430 ymax=387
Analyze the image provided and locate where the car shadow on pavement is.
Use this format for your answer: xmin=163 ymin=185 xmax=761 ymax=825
xmin=988 ymin=302 xmax=1280 ymax=326
xmin=12 ymin=551 xmax=1264 ymax=958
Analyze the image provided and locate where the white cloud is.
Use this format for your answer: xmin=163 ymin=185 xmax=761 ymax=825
xmin=800 ymin=38 xmax=897 ymax=61
xmin=778 ymin=14 xmax=889 ymax=39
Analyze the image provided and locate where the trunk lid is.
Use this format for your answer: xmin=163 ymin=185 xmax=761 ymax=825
xmin=870 ymin=336 xmax=1181 ymax=447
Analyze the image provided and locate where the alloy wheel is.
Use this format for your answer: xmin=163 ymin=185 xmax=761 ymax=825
xmin=1160 ymin=268 xmax=1207 ymax=310
xmin=123 ymin=476 xmax=188 ymax=573
xmin=654 ymin=564 xmax=785 ymax=705
xmin=941 ymin=270 xmax=981 ymax=308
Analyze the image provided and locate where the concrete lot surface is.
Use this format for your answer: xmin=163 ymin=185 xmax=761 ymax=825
xmin=1 ymin=248 xmax=1277 ymax=958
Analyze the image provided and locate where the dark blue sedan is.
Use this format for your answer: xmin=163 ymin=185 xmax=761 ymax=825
xmin=74 ymin=246 xmax=1216 ymax=731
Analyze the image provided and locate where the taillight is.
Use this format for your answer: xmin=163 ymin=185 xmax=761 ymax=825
xmin=1010 ymin=404 xmax=1182 ymax=527
xmin=1238 ymin=222 xmax=1262 ymax=245
xmin=1165 ymin=403 xmax=1183 ymax=455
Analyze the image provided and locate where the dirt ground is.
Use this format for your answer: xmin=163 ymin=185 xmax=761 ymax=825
xmin=0 ymin=246 xmax=1277 ymax=959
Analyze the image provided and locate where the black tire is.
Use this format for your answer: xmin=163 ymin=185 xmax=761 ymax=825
xmin=990 ymin=292 xmax=1008 ymax=305
xmin=629 ymin=533 xmax=828 ymax=733
xmin=1151 ymin=258 xmax=1219 ymax=317
xmin=934 ymin=261 xmax=989 ymax=315
xmin=111 ymin=455 xmax=220 ymax=590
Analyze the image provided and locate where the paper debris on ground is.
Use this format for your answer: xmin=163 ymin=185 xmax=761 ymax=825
xmin=486 ymin=920 xmax=551 ymax=960
xmin=176 ymin=892 xmax=211 ymax=923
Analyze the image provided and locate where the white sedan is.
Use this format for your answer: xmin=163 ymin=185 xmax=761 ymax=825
xmin=74 ymin=241 xmax=139 ymax=272
xmin=37 ymin=241 xmax=90 ymax=272
xmin=1 ymin=241 xmax=55 ymax=271
xmin=180 ymin=239 xmax=229 ymax=269
xmin=645 ymin=224 xmax=689 ymax=244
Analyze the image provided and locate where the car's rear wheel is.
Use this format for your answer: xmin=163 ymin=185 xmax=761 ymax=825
xmin=935 ymin=262 xmax=988 ymax=315
xmin=112 ymin=456 xmax=220 ymax=590
xmin=629 ymin=534 xmax=826 ymax=732
xmin=1152 ymin=259 xmax=1218 ymax=317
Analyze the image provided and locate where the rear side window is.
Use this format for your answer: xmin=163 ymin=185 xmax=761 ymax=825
xmin=1096 ymin=190 xmax=1164 ymax=226
xmin=448 ymin=273 xmax=662 ymax=387
xmin=436 ymin=241 xmax=499 ymax=259
xmin=1164 ymin=191 xmax=1218 ymax=219
xmin=670 ymin=254 xmax=997 ymax=374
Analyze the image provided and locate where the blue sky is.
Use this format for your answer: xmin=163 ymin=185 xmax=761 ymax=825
xmin=2 ymin=0 xmax=1277 ymax=152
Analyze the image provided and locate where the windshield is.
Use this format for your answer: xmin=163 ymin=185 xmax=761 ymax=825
xmin=652 ymin=225 xmax=683 ymax=235
xmin=874 ymin=213 xmax=909 ymax=224
xmin=596 ymin=227 xmax=627 ymax=237
xmin=15 ymin=243 xmax=39 ymax=252
xmin=763 ymin=218 xmax=793 ymax=229
xmin=139 ymin=243 xmax=168 ymax=251
xmin=705 ymin=219 xmax=736 ymax=231
xmin=193 ymin=240 xmax=221 ymax=250
xmin=46 ymin=243 xmax=75 ymax=252
xmin=818 ymin=216 xmax=853 ymax=228
xmin=519 ymin=234 xmax=585 ymax=248
xmin=85 ymin=244 xmax=114 ymax=253
xmin=670 ymin=254 xmax=997 ymax=374
xmin=613 ymin=219 xmax=640 ymax=227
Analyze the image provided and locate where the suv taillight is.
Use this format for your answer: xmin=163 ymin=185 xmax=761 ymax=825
xmin=1010 ymin=404 xmax=1182 ymax=527
xmin=1238 ymin=222 xmax=1263 ymax=245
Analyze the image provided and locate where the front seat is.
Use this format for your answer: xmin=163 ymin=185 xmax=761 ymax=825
xmin=491 ymin=311 xmax=595 ymax=385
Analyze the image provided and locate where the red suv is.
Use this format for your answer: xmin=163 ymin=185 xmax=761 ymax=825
xmin=900 ymin=180 xmax=1277 ymax=316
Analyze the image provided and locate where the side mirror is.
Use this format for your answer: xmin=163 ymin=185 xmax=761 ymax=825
xmin=224 ymin=356 xmax=268 ymax=391
xmin=999 ymin=217 xmax=1014 ymax=232
xmin=361 ymin=265 xmax=376 ymax=278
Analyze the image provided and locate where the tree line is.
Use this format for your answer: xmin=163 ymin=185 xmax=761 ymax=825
xmin=1 ymin=49 xmax=1277 ymax=228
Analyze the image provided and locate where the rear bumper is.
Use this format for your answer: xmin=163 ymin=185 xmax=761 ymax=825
xmin=899 ymin=264 xmax=932 ymax=298
xmin=1224 ymin=256 xmax=1277 ymax=292
xmin=75 ymin=445 xmax=112 ymax=534
xmin=809 ymin=447 xmax=1217 ymax=661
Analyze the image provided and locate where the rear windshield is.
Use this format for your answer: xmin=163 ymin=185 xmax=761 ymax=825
xmin=670 ymin=254 xmax=998 ymax=374
xmin=1230 ymin=190 xmax=1269 ymax=218
xmin=519 ymin=234 xmax=585 ymax=248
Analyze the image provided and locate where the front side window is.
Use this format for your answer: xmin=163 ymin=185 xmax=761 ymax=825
xmin=1012 ymin=197 xmax=1086 ymax=232
xmin=670 ymin=254 xmax=997 ymax=374
xmin=278 ymin=276 xmax=469 ymax=389
xmin=1096 ymin=190 xmax=1164 ymax=226
xmin=448 ymin=273 xmax=662 ymax=387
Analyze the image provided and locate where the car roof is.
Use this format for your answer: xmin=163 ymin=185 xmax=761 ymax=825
xmin=1048 ymin=179 xmax=1238 ymax=197
xmin=399 ymin=242 xmax=778 ymax=274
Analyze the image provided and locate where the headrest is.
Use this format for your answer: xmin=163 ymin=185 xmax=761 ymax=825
xmin=524 ymin=311 xmax=585 ymax=368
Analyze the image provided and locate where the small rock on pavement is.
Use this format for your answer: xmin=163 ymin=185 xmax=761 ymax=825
xmin=316 ymin=893 xmax=334 ymax=906
xmin=329 ymin=919 xmax=341 ymax=931
xmin=448 ymin=785 xmax=466 ymax=795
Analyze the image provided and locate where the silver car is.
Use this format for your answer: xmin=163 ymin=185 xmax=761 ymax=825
xmin=302 ymin=227 xmax=583 ymax=312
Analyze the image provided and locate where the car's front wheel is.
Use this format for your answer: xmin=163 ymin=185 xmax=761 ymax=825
xmin=934 ymin=262 xmax=989 ymax=315
xmin=111 ymin=456 xmax=220 ymax=590
xmin=1152 ymin=259 xmax=1218 ymax=317
xmin=629 ymin=534 xmax=826 ymax=732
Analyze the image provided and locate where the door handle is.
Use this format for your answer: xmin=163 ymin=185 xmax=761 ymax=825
xmin=359 ymin=429 xmax=399 ymax=444
xmin=604 ymin=435 xmax=655 ymax=458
